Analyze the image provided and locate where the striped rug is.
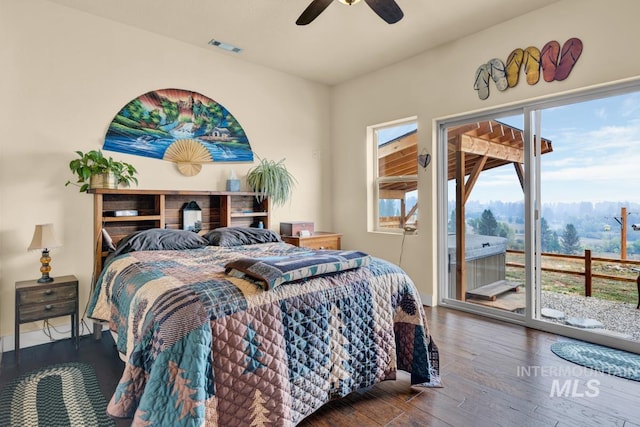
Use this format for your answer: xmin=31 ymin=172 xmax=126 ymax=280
xmin=0 ymin=362 xmax=114 ymax=426
xmin=551 ymin=341 xmax=640 ymax=381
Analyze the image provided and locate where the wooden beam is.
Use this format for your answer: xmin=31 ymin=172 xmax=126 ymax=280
xmin=379 ymin=189 xmax=408 ymax=200
xmin=463 ymin=155 xmax=488 ymax=204
xmin=378 ymin=133 xmax=418 ymax=158
xmin=513 ymin=162 xmax=525 ymax=191
xmin=459 ymin=134 xmax=524 ymax=163
xmin=404 ymin=203 xmax=418 ymax=225
xmin=455 ymin=142 xmax=466 ymax=301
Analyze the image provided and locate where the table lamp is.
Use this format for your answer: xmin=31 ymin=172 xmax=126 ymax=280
xmin=28 ymin=223 xmax=61 ymax=283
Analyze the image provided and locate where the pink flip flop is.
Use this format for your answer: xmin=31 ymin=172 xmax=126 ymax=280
xmin=555 ymin=38 xmax=583 ymax=81
xmin=540 ymin=40 xmax=560 ymax=82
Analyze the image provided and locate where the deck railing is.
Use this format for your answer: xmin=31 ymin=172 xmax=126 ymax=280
xmin=505 ymin=249 xmax=640 ymax=297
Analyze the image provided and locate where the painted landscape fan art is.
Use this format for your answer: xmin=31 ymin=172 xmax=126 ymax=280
xmin=104 ymin=88 xmax=253 ymax=175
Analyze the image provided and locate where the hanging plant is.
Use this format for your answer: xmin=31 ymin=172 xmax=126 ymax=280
xmin=246 ymin=156 xmax=296 ymax=207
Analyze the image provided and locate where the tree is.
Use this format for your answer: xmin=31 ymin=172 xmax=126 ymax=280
xmin=448 ymin=209 xmax=456 ymax=233
xmin=248 ymin=389 xmax=270 ymax=427
xmin=561 ymin=223 xmax=581 ymax=254
xmin=548 ymin=231 xmax=561 ymax=253
xmin=540 ymin=217 xmax=553 ymax=252
xmin=478 ymin=209 xmax=498 ymax=236
xmin=496 ymin=222 xmax=512 ymax=239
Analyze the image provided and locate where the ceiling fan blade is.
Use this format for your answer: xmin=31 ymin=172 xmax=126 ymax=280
xmin=364 ymin=0 xmax=404 ymax=24
xmin=296 ymin=0 xmax=335 ymax=25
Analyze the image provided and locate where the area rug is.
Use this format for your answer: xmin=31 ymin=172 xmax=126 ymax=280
xmin=0 ymin=362 xmax=115 ymax=426
xmin=551 ymin=341 xmax=640 ymax=381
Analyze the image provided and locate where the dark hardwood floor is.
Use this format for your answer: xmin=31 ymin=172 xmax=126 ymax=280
xmin=2 ymin=307 xmax=638 ymax=426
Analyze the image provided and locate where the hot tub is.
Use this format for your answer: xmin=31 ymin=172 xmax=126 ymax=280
xmin=448 ymin=234 xmax=508 ymax=297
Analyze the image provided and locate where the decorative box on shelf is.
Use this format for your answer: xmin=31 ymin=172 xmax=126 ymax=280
xmin=280 ymin=221 xmax=314 ymax=237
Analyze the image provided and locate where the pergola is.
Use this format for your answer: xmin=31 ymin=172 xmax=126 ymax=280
xmin=449 ymin=120 xmax=552 ymax=300
xmin=378 ymin=120 xmax=553 ymax=299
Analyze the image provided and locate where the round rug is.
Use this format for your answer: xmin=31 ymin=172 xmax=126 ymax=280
xmin=551 ymin=341 xmax=640 ymax=381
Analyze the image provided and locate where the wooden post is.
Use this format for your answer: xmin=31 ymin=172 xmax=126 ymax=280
xmin=585 ymin=249 xmax=592 ymax=297
xmin=621 ymin=207 xmax=627 ymax=260
xmin=455 ymin=144 xmax=466 ymax=301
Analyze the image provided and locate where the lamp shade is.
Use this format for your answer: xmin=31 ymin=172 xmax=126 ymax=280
xmin=27 ymin=223 xmax=61 ymax=251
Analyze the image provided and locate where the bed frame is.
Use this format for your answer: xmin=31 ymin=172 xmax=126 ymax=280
xmin=90 ymin=188 xmax=270 ymax=280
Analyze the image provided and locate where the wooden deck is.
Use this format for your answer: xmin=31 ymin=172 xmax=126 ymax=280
xmin=465 ymin=280 xmax=520 ymax=301
xmin=467 ymin=287 xmax=526 ymax=312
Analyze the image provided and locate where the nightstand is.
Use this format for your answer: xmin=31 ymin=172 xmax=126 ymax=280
xmin=15 ymin=275 xmax=79 ymax=364
xmin=282 ymin=232 xmax=342 ymax=250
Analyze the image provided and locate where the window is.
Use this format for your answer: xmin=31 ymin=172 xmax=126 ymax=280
xmin=371 ymin=118 xmax=418 ymax=232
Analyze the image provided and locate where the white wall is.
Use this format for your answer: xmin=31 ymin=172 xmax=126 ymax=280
xmin=331 ymin=0 xmax=640 ymax=304
xmin=0 ymin=0 xmax=332 ymax=343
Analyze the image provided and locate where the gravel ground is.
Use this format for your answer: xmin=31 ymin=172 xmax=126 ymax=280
xmin=541 ymin=291 xmax=640 ymax=341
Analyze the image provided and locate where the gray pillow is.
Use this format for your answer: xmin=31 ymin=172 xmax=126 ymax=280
xmin=203 ymin=227 xmax=281 ymax=247
xmin=113 ymin=228 xmax=208 ymax=257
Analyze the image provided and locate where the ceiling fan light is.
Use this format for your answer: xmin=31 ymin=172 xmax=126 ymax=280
xmin=338 ymin=0 xmax=362 ymax=5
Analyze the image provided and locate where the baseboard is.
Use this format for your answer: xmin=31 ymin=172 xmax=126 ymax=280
xmin=3 ymin=318 xmax=95 ymax=352
xmin=420 ymin=292 xmax=436 ymax=307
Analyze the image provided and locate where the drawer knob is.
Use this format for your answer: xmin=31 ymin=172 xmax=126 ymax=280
xmin=44 ymin=289 xmax=53 ymax=296
xmin=44 ymin=304 xmax=53 ymax=311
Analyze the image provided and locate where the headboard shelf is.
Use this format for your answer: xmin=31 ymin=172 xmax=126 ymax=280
xmin=90 ymin=188 xmax=270 ymax=279
xmin=102 ymin=215 xmax=162 ymax=222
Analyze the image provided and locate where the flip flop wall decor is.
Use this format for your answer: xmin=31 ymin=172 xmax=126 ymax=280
xmin=474 ymin=38 xmax=583 ymax=100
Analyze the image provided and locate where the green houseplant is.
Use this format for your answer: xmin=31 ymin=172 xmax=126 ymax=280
xmin=65 ymin=150 xmax=138 ymax=193
xmin=246 ymin=156 xmax=296 ymax=207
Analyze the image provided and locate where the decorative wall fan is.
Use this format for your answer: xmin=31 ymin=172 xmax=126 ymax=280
xmin=296 ymin=0 xmax=403 ymax=25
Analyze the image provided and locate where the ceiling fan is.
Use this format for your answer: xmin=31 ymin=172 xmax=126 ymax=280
xmin=296 ymin=0 xmax=404 ymax=25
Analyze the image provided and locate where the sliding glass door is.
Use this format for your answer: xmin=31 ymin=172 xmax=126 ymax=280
xmin=439 ymin=84 xmax=640 ymax=352
xmin=443 ymin=112 xmax=528 ymax=320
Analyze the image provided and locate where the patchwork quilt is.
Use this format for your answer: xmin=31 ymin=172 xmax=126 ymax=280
xmin=88 ymin=242 xmax=440 ymax=426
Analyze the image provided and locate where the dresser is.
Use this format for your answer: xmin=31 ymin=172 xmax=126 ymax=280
xmin=282 ymin=232 xmax=342 ymax=250
xmin=15 ymin=275 xmax=79 ymax=364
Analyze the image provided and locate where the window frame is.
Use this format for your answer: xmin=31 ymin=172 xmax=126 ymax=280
xmin=369 ymin=116 xmax=418 ymax=233
xmin=436 ymin=78 xmax=640 ymax=355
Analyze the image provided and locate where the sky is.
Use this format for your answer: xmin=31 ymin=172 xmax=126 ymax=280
xmin=377 ymin=122 xmax=417 ymax=145
xmin=458 ymin=90 xmax=640 ymax=204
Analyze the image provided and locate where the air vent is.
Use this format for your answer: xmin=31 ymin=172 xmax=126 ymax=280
xmin=208 ymin=39 xmax=242 ymax=53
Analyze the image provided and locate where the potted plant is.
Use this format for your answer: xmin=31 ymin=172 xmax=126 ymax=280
xmin=246 ymin=156 xmax=296 ymax=207
xmin=65 ymin=150 xmax=138 ymax=193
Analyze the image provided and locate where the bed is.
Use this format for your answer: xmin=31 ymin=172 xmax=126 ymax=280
xmin=88 ymin=227 xmax=440 ymax=426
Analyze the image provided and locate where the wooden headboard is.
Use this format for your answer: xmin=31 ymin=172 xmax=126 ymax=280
xmin=90 ymin=188 xmax=270 ymax=278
